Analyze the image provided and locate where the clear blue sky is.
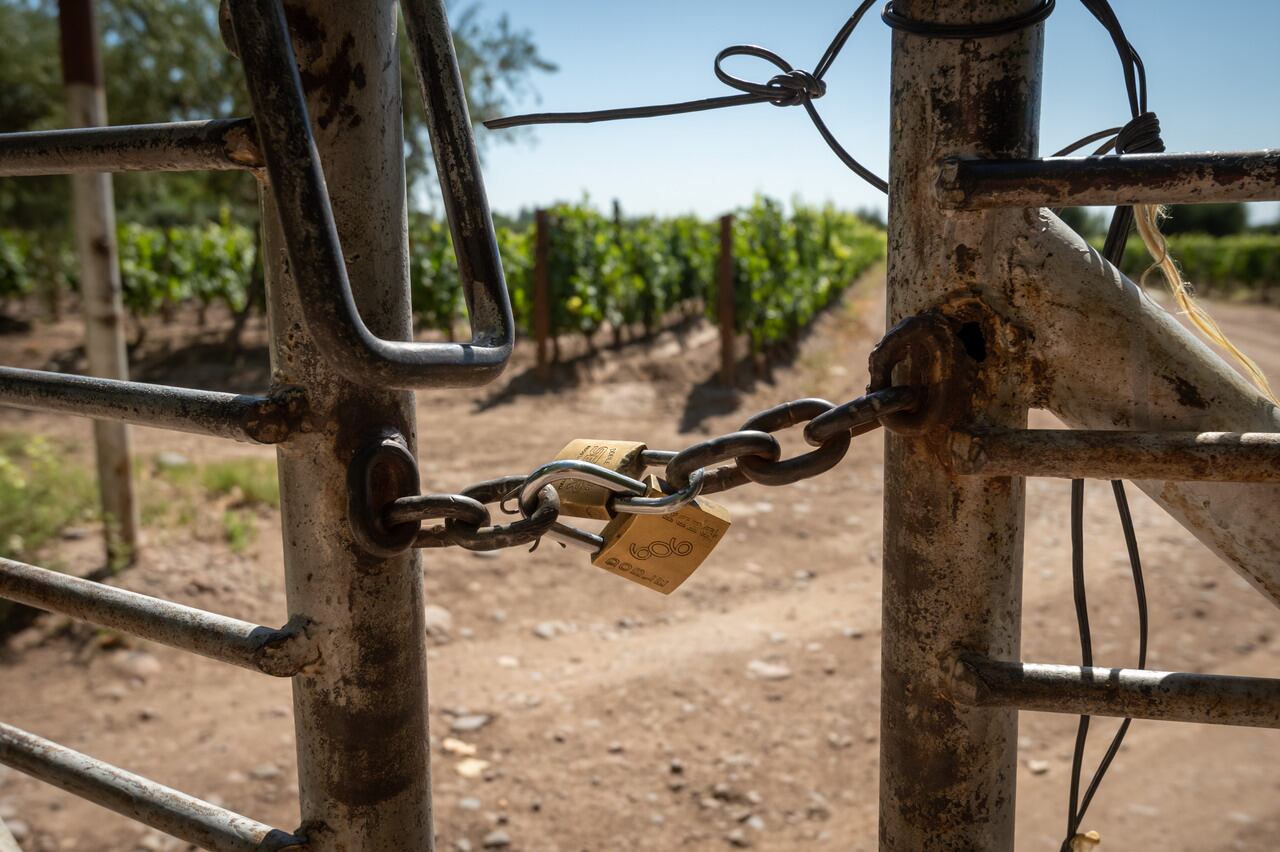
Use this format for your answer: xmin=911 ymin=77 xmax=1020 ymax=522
xmin=466 ymin=0 xmax=1280 ymax=224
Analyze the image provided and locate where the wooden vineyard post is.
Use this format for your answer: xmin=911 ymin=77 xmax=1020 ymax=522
xmin=58 ymin=0 xmax=139 ymax=563
xmin=534 ymin=208 xmax=551 ymax=380
xmin=718 ymin=213 xmax=736 ymax=386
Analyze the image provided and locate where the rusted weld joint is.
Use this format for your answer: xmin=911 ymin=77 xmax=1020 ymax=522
xmin=242 ymin=385 xmax=309 ymax=444
xmin=347 ymin=430 xmax=422 ymax=559
xmin=222 ymin=118 xmax=264 ymax=171
xmin=868 ymin=312 xmax=974 ymax=436
xmin=253 ymin=615 xmax=321 ymax=677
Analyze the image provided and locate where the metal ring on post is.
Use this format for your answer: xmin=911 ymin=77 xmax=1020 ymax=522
xmin=432 ymin=476 xmax=561 ymax=552
xmin=613 ymin=468 xmax=706 ymax=515
xmin=736 ymin=399 xmax=852 ymax=486
xmin=665 ymin=431 xmax=782 ymax=494
xmin=347 ymin=431 xmax=422 ymax=559
xmin=803 ymin=385 xmax=921 ymax=447
xmin=867 ymin=312 xmax=971 ymax=436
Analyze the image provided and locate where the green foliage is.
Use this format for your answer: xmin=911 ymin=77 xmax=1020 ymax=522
xmin=1159 ymin=203 xmax=1248 ymax=237
xmin=0 ymin=433 xmax=96 ymax=561
xmin=199 ymin=458 xmax=280 ymax=509
xmin=3 ymin=199 xmax=886 ymax=348
xmin=408 ymin=199 xmax=883 ymax=353
xmin=729 ymin=199 xmax=885 ymax=352
xmin=1100 ymin=234 xmax=1280 ymax=300
xmin=220 ymin=509 xmax=256 ymax=554
xmin=1 ymin=0 xmax=554 ymax=227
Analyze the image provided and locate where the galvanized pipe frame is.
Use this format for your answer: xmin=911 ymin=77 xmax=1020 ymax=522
xmin=938 ymin=148 xmax=1280 ymax=209
xmin=240 ymin=0 xmax=435 ymax=847
xmin=0 ymin=723 xmax=306 ymax=851
xmin=0 ymin=118 xmax=262 ymax=177
xmin=949 ymin=428 xmax=1280 ymax=481
xmin=954 ymin=656 xmax=1280 ymax=730
xmin=0 ymin=557 xmax=316 ymax=677
xmin=997 ymin=209 xmax=1280 ymax=606
xmin=228 ymin=0 xmax=515 ymax=392
xmin=879 ymin=2 xmax=1041 ymax=849
xmin=0 ymin=367 xmax=307 ymax=445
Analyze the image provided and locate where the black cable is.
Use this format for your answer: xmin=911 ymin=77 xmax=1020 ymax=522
xmin=486 ymin=0 xmax=887 ymax=192
xmin=881 ymin=0 xmax=1055 ymax=39
xmin=1061 ymin=479 xmax=1149 ymax=852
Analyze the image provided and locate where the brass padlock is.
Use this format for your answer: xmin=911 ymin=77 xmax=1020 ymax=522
xmin=592 ymin=475 xmax=731 ymax=594
xmin=552 ymin=439 xmax=647 ymax=520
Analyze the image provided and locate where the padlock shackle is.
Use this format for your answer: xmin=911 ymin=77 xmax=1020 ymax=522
xmin=517 ymin=460 xmax=649 ymax=518
xmin=612 ymin=468 xmax=705 ymax=515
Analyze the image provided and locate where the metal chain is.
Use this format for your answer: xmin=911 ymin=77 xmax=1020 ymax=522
xmin=375 ymin=384 xmax=920 ymax=554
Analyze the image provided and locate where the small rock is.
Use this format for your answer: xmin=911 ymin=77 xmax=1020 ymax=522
xmin=424 ymin=605 xmax=455 ymax=640
xmin=454 ymin=840 xmax=473 ymax=852
xmin=60 ymin=526 xmax=90 ymax=541
xmin=451 ymin=714 xmax=494 ymax=734
xmin=1027 ymin=759 xmax=1051 ymax=776
xmin=669 ymin=758 xmax=685 ymax=775
xmin=249 ymin=763 xmax=282 ymax=781
xmin=6 ymin=819 xmax=29 ymax=842
xmin=746 ymin=660 xmax=792 ymax=681
xmin=456 ymin=758 xmax=490 ymax=779
xmin=111 ymin=651 xmax=162 ymax=682
xmin=496 ymin=655 xmax=520 ymax=669
xmin=442 ymin=738 xmax=477 ymax=756
xmin=607 ymin=742 xmax=624 ymax=754
xmin=458 ymin=797 xmax=482 ymax=811
xmin=154 ymin=452 xmax=191 ymax=470
xmin=746 ymin=815 xmax=765 ymax=832
xmin=840 ymin=627 xmax=864 ymax=640
xmin=482 ymin=829 xmax=511 ymax=849
xmin=532 ymin=621 xmax=567 ymax=640
xmin=726 ymin=827 xmax=751 ymax=847
xmin=793 ymin=569 xmax=815 ymax=581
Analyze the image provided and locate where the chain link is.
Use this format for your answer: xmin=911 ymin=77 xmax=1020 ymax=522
xmin=359 ymin=383 xmax=917 ymax=556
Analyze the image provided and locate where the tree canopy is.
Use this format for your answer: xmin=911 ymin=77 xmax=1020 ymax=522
xmin=0 ymin=0 xmax=554 ymax=227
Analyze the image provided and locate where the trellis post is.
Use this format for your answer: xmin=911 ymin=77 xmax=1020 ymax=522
xmin=58 ymin=0 xmax=139 ymax=562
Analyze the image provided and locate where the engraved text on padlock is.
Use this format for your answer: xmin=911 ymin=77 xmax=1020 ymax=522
xmin=553 ymin=439 xmax=647 ymax=520
xmin=592 ymin=475 xmax=730 ymax=594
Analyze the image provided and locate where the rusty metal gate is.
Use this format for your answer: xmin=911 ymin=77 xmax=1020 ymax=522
xmin=1 ymin=0 xmax=1279 ymax=850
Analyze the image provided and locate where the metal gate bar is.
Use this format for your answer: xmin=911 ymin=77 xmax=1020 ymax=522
xmin=950 ymin=429 xmax=1280 ymax=481
xmin=0 ymin=723 xmax=304 ymax=852
xmin=939 ymin=148 xmax=1280 ymax=209
xmin=0 ymin=557 xmax=314 ymax=676
xmin=0 ymin=0 xmax=506 ymax=845
xmin=955 ymin=657 xmax=1280 ymax=729
xmin=0 ymin=118 xmax=262 ymax=177
xmin=0 ymin=367 xmax=305 ymax=444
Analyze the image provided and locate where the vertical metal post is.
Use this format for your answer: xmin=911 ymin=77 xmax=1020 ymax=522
xmin=533 ymin=208 xmax=551 ymax=379
xmin=260 ymin=2 xmax=432 ymax=848
xmin=879 ymin=2 xmax=1042 ymax=849
xmin=58 ymin=0 xmax=139 ymax=561
xmin=717 ymin=214 xmax=736 ymax=386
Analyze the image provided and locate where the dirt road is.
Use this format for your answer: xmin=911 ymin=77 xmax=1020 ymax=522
xmin=1 ymin=275 xmax=1277 ymax=851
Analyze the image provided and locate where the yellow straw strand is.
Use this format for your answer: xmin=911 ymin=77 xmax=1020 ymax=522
xmin=1132 ymin=203 xmax=1279 ymax=405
